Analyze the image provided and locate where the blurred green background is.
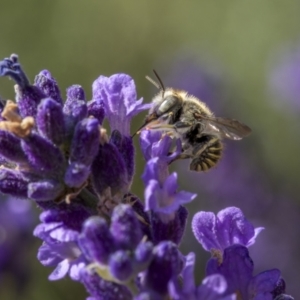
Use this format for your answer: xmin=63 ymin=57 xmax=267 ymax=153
xmin=0 ymin=0 xmax=300 ymax=299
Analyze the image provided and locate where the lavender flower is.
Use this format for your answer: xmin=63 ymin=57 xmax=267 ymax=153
xmin=140 ymin=130 xmax=196 ymax=244
xmin=92 ymin=74 xmax=151 ymax=136
xmin=80 ymin=268 xmax=133 ymax=300
xmin=192 ymin=207 xmax=293 ymax=299
xmin=78 ymin=204 xmax=184 ymax=298
xmin=0 ymin=53 xmax=294 ymax=299
xmin=192 ymin=207 xmax=264 ymax=252
xmin=168 ymin=252 xmax=236 ymax=300
xmin=33 ymin=202 xmax=93 ymax=280
xmin=0 ymin=197 xmax=35 ymax=292
xmin=206 ymin=245 xmax=288 ymax=300
xmin=78 ymin=205 xmax=147 ymax=281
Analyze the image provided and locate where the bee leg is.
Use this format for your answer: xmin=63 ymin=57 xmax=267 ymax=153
xmin=168 ymin=142 xmax=193 ymax=164
xmin=160 ymin=131 xmax=174 ymax=140
xmin=173 ymin=121 xmax=193 ymax=131
xmin=168 ymin=153 xmax=193 ymax=166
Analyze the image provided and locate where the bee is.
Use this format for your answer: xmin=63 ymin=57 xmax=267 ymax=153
xmin=134 ymin=70 xmax=252 ymax=172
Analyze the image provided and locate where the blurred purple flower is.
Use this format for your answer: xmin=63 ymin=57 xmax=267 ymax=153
xmin=168 ymin=252 xmax=236 ymax=300
xmin=78 ymin=205 xmax=185 ymax=298
xmin=267 ymin=43 xmax=300 ymax=112
xmin=192 ymin=207 xmax=264 ymax=252
xmin=0 ymin=197 xmax=35 ymax=291
xmin=33 ymin=203 xmax=93 ymax=280
xmin=78 ymin=205 xmax=150 ymax=282
xmin=80 ymin=268 xmax=132 ymax=300
xmin=192 ymin=207 xmax=293 ymax=299
xmin=206 ymin=245 xmax=290 ymax=300
xmin=141 ymin=241 xmax=183 ymax=297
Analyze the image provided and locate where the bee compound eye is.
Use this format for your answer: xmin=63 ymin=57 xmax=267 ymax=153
xmin=157 ymin=95 xmax=180 ymax=116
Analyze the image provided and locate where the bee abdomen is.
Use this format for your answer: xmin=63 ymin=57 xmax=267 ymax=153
xmin=190 ymin=140 xmax=223 ymax=172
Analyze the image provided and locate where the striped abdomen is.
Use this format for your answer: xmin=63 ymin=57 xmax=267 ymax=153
xmin=189 ymin=139 xmax=223 ymax=172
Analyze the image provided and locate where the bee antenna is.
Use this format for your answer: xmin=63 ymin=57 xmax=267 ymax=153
xmin=145 ymin=75 xmax=160 ymax=90
xmin=152 ymin=69 xmax=165 ymax=91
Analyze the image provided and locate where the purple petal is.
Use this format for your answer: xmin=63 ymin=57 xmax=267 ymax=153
xmin=16 ymin=84 xmax=45 ymax=118
xmin=248 ymin=227 xmax=265 ymax=247
xmin=134 ymin=292 xmax=165 ymax=300
xmin=127 ymin=98 xmax=152 ymax=118
xmin=151 ymin=135 xmax=173 ymax=158
xmin=163 ymin=173 xmax=196 ymax=209
xmin=0 ymin=169 xmax=29 ymax=198
xmin=134 ymin=241 xmax=153 ymax=266
xmin=0 ymin=54 xmax=30 ymax=88
xmin=67 ymin=84 xmax=86 ymax=101
xmin=109 ymin=250 xmax=133 ymax=281
xmin=28 ymin=180 xmax=64 ymax=201
xmin=0 ymin=55 xmax=45 ymax=117
xmin=91 ymin=139 xmax=128 ymax=196
xmin=0 ymin=130 xmax=28 ymax=163
xmin=80 ymin=269 xmax=132 ymax=300
xmin=87 ymin=99 xmax=105 ymax=124
xmin=93 ymin=73 xmax=149 ymax=135
xmin=139 ymin=130 xmax=161 ymax=161
xmin=144 ymin=179 xmax=160 ymax=211
xmin=216 ymin=207 xmax=262 ymax=249
xmin=110 ymin=130 xmax=135 ymax=181
xmin=139 ymin=131 xmax=182 ymax=164
xmin=197 ymin=274 xmax=232 ymax=300
xmin=70 ymin=118 xmax=100 ymax=166
xmin=48 ymin=259 xmax=70 ymax=280
xmin=163 ymin=172 xmax=178 ymax=195
xmin=21 ymin=133 xmax=65 ymax=175
xmin=206 ymin=245 xmax=253 ymax=298
xmin=248 ymin=269 xmax=281 ymax=299
xmin=144 ymin=241 xmax=182 ymax=296
xmin=123 ymin=193 xmax=152 ymax=240
xmin=38 ymin=203 xmax=92 ymax=232
xmin=78 ymin=216 xmax=115 ymax=264
xmin=151 ymin=205 xmax=188 ymax=245
xmin=174 ymin=191 xmax=197 ymax=206
xmin=192 ymin=211 xmax=221 ymax=251
xmin=110 ymin=204 xmax=143 ymax=250
xmin=69 ymin=258 xmax=86 ymax=281
xmin=64 ymin=163 xmax=90 ymax=188
xmin=64 ymin=85 xmax=87 ymax=122
xmin=144 ymin=170 xmax=196 ymax=214
xmin=274 ymin=295 xmax=294 ymax=300
xmin=37 ymin=243 xmax=62 ymax=267
xmin=36 ymin=98 xmax=65 ymax=145
xmin=182 ymin=252 xmax=196 ymax=291
xmin=33 ymin=222 xmax=61 ymax=240
xmin=168 ymin=252 xmax=196 ymax=299
xmin=34 ymin=70 xmax=63 ymax=105
xmin=192 ymin=207 xmax=263 ymax=252
xmin=142 ymin=158 xmax=161 ymax=185
xmin=49 ymin=227 xmax=79 ymax=242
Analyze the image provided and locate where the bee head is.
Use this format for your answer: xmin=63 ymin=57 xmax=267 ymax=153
xmin=131 ymin=71 xmax=182 ymax=137
xmin=155 ymin=92 xmax=182 ymax=118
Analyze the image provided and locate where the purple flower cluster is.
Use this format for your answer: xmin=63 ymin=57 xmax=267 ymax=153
xmin=0 ymin=54 xmax=294 ymax=299
xmin=0 ymin=196 xmax=35 ymax=291
xmin=267 ymin=42 xmax=300 ymax=113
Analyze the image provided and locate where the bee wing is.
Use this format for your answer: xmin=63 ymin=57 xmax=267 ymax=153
xmin=200 ymin=115 xmax=252 ymax=140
